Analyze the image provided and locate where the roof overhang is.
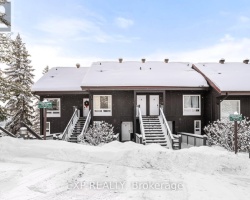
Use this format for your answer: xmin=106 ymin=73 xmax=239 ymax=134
xmin=220 ymin=91 xmax=250 ymax=96
xmin=32 ymin=91 xmax=89 ymax=95
xmin=81 ymin=86 xmax=209 ymax=91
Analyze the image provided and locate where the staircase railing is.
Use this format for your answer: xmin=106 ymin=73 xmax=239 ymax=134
xmin=137 ymin=105 xmax=146 ymax=145
xmin=78 ymin=110 xmax=91 ymax=141
xmin=159 ymin=107 xmax=174 ymax=149
xmin=0 ymin=126 xmax=16 ymax=138
xmin=62 ymin=108 xmax=80 ymax=141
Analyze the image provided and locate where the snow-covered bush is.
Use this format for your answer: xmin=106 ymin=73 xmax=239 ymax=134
xmin=204 ymin=118 xmax=250 ymax=152
xmin=78 ymin=121 xmax=116 ymax=146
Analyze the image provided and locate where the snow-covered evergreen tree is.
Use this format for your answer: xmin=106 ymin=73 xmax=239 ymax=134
xmin=4 ymin=33 xmax=35 ymax=134
xmin=32 ymin=98 xmax=41 ymax=134
xmin=204 ymin=118 xmax=250 ymax=152
xmin=42 ymin=65 xmax=49 ymax=74
xmin=78 ymin=121 xmax=116 ymax=145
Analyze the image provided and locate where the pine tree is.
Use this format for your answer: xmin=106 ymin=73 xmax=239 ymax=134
xmin=4 ymin=33 xmax=35 ymax=134
xmin=42 ymin=65 xmax=49 ymax=74
xmin=32 ymin=98 xmax=41 ymax=134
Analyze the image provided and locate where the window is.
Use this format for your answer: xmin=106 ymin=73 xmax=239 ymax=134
xmin=46 ymin=98 xmax=61 ymax=117
xmin=220 ymin=100 xmax=240 ymax=119
xmin=93 ymin=95 xmax=112 ymax=116
xmin=183 ymin=95 xmax=201 ymax=115
xmin=46 ymin=122 xmax=50 ymax=135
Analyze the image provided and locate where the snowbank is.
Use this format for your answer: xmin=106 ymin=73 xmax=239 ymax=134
xmin=0 ymin=137 xmax=249 ymax=176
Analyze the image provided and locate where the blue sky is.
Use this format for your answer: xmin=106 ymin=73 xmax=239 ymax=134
xmin=8 ymin=0 xmax=250 ymax=79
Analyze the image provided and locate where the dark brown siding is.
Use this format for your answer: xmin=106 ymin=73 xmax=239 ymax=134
xmin=40 ymin=94 xmax=89 ymax=134
xmin=89 ymin=91 xmax=134 ymax=134
xmin=165 ymin=91 xmax=207 ymax=134
xmin=205 ymin=88 xmax=250 ymax=125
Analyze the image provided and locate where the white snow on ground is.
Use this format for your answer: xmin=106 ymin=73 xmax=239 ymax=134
xmin=0 ymin=137 xmax=249 ymax=200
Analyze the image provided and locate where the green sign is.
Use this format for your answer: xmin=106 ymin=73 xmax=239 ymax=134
xmin=38 ymin=101 xmax=52 ymax=109
xmin=229 ymin=114 xmax=242 ymax=121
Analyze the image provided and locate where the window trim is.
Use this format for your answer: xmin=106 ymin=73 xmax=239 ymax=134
xmin=220 ymin=100 xmax=240 ymax=119
xmin=93 ymin=95 xmax=112 ymax=116
xmin=183 ymin=95 xmax=201 ymax=116
xmin=46 ymin=98 xmax=61 ymax=118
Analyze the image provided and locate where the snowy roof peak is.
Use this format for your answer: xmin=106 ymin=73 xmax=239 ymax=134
xmin=81 ymin=61 xmax=209 ymax=88
xmin=194 ymin=62 xmax=250 ymax=93
xmin=32 ymin=67 xmax=89 ymax=92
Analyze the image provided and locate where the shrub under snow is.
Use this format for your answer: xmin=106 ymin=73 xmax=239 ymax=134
xmin=204 ymin=118 xmax=250 ymax=152
xmin=78 ymin=121 xmax=117 ymax=146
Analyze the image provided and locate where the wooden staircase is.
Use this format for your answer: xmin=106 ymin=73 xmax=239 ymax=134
xmin=142 ymin=116 xmax=168 ymax=147
xmin=68 ymin=117 xmax=86 ymax=143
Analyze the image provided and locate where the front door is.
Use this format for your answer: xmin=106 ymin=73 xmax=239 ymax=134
xmin=137 ymin=95 xmax=146 ymax=116
xmin=150 ymin=95 xmax=159 ymax=116
xmin=121 ymin=122 xmax=133 ymax=141
xmin=83 ymin=98 xmax=89 ymax=117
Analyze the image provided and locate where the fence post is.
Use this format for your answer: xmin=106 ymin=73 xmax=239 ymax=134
xmin=203 ymin=135 xmax=207 ymax=146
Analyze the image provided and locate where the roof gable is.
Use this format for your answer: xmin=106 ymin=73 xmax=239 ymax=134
xmin=193 ymin=62 xmax=250 ymax=94
xmin=32 ymin=67 xmax=89 ymax=93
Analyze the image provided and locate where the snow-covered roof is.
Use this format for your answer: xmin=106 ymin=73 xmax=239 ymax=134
xmin=194 ymin=62 xmax=250 ymax=93
xmin=81 ymin=61 xmax=209 ymax=89
xmin=32 ymin=67 xmax=89 ymax=92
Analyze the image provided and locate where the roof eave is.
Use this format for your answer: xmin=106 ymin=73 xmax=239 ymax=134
xmin=80 ymin=86 xmax=209 ymax=91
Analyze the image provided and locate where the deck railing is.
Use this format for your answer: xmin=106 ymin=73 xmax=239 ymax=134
xmin=62 ymin=108 xmax=80 ymax=141
xmin=179 ymin=132 xmax=207 ymax=147
xmin=137 ymin=105 xmax=146 ymax=145
xmin=159 ymin=107 xmax=174 ymax=149
xmin=78 ymin=110 xmax=91 ymax=141
xmin=135 ymin=133 xmax=142 ymax=144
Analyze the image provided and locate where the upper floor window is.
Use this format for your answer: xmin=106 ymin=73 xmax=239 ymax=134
xmin=93 ymin=95 xmax=112 ymax=116
xmin=183 ymin=95 xmax=201 ymax=115
xmin=220 ymin=100 xmax=240 ymax=119
xmin=46 ymin=98 xmax=61 ymax=117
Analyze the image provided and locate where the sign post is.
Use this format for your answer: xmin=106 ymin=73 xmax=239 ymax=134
xmin=38 ymin=100 xmax=52 ymax=140
xmin=229 ymin=113 xmax=242 ymax=154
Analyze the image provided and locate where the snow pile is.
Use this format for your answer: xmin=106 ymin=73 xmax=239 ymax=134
xmin=1 ymin=137 xmax=250 ymax=200
xmin=0 ymin=137 xmax=249 ymax=176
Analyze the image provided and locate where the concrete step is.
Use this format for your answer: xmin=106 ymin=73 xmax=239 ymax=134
xmin=146 ymin=140 xmax=167 ymax=144
xmin=145 ymin=131 xmax=164 ymax=134
xmin=145 ymin=134 xmax=165 ymax=137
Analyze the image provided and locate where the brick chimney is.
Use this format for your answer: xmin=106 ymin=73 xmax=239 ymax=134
xmin=219 ymin=58 xmax=225 ymax=64
xmin=141 ymin=58 xmax=146 ymax=63
xmin=243 ymin=58 xmax=249 ymax=64
xmin=118 ymin=58 xmax=123 ymax=63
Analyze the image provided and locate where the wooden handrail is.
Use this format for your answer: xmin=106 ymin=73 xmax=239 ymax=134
xmin=78 ymin=110 xmax=91 ymax=141
xmin=159 ymin=107 xmax=174 ymax=148
xmin=62 ymin=108 xmax=80 ymax=141
xmin=137 ymin=105 xmax=146 ymax=144
xmin=0 ymin=126 xmax=16 ymax=138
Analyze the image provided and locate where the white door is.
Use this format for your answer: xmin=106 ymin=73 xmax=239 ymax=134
xmin=121 ymin=122 xmax=133 ymax=141
xmin=150 ymin=95 xmax=159 ymax=116
xmin=194 ymin=120 xmax=201 ymax=134
xmin=83 ymin=98 xmax=89 ymax=117
xmin=137 ymin=95 xmax=146 ymax=116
